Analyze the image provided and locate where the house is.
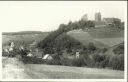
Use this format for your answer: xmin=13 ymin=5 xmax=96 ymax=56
xmin=42 ymin=54 xmax=53 ymax=60
xmin=27 ymin=52 xmax=33 ymax=57
xmin=10 ymin=42 xmax=15 ymax=48
xmin=9 ymin=42 xmax=15 ymax=52
xmin=76 ymin=51 xmax=80 ymax=59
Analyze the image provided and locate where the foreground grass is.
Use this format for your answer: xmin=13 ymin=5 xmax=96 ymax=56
xmin=2 ymin=57 xmax=124 ymax=79
xmin=25 ymin=64 xmax=124 ymax=79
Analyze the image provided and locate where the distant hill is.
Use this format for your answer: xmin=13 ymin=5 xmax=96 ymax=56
xmin=2 ymin=31 xmax=49 ymax=46
xmin=2 ymin=31 xmax=49 ymax=35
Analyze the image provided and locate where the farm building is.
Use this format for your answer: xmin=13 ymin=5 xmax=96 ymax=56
xmin=103 ymin=18 xmax=121 ymax=25
xmin=42 ymin=54 xmax=53 ymax=60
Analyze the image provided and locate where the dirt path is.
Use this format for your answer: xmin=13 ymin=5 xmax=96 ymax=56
xmin=2 ymin=57 xmax=31 ymax=79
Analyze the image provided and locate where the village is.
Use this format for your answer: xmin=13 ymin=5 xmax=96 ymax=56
xmin=2 ymin=41 xmax=81 ymax=64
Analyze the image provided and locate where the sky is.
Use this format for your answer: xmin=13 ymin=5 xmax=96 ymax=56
xmin=0 ymin=1 xmax=127 ymax=32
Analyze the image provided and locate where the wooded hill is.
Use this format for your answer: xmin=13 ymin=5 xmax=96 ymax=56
xmin=37 ymin=19 xmax=124 ymax=70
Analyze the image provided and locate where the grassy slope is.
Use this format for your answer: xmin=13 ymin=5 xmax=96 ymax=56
xmin=25 ymin=64 xmax=124 ymax=79
xmin=88 ymin=26 xmax=124 ymax=38
xmin=67 ymin=29 xmax=108 ymax=48
xmin=67 ymin=27 xmax=124 ymax=48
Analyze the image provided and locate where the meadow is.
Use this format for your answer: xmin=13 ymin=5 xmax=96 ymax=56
xmin=2 ymin=56 xmax=124 ymax=79
xmin=67 ymin=28 xmax=124 ymax=48
xmin=24 ymin=64 xmax=124 ymax=79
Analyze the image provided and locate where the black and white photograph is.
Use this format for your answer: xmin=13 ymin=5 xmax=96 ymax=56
xmin=0 ymin=1 xmax=127 ymax=82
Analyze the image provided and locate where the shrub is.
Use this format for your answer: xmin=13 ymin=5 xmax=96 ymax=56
xmin=92 ymin=53 xmax=105 ymax=63
xmin=46 ymin=59 xmax=61 ymax=65
xmin=2 ymin=52 xmax=9 ymax=57
xmin=60 ymin=58 xmax=73 ymax=66
xmin=113 ymin=43 xmax=124 ymax=54
xmin=22 ymin=57 xmax=44 ymax=64
xmin=108 ymin=54 xmax=124 ymax=70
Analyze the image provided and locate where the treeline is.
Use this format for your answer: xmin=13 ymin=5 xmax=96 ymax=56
xmin=42 ymin=33 xmax=85 ymax=54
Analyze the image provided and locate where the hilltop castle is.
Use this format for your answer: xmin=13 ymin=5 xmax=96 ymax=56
xmin=81 ymin=12 xmax=121 ymax=27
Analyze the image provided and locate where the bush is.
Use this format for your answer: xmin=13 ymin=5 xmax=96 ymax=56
xmin=2 ymin=52 xmax=9 ymax=57
xmin=46 ymin=59 xmax=61 ymax=65
xmin=113 ymin=43 xmax=124 ymax=54
xmin=22 ymin=57 xmax=44 ymax=64
xmin=71 ymin=58 xmax=86 ymax=67
xmin=60 ymin=58 xmax=73 ymax=66
xmin=108 ymin=54 xmax=124 ymax=70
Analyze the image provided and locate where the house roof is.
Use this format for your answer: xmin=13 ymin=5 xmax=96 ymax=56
xmin=42 ymin=54 xmax=52 ymax=59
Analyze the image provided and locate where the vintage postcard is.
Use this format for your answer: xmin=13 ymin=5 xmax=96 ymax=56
xmin=0 ymin=1 xmax=127 ymax=82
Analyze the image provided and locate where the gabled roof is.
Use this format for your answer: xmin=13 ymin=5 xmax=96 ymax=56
xmin=42 ymin=54 xmax=52 ymax=59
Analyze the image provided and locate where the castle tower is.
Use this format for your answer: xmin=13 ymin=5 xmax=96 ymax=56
xmin=95 ymin=12 xmax=101 ymax=21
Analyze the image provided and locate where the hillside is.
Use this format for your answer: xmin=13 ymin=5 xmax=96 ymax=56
xmin=87 ymin=26 xmax=124 ymax=38
xmin=67 ymin=27 xmax=124 ymax=48
xmin=105 ymin=42 xmax=124 ymax=56
xmin=67 ymin=29 xmax=108 ymax=48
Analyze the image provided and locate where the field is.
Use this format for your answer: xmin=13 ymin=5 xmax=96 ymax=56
xmin=67 ymin=28 xmax=124 ymax=48
xmin=2 ymin=57 xmax=124 ymax=79
xmin=2 ymin=32 xmax=49 ymax=46
xmin=25 ymin=64 xmax=124 ymax=79
xmin=67 ymin=30 xmax=108 ymax=48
